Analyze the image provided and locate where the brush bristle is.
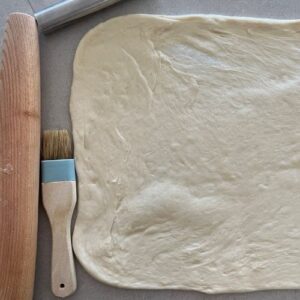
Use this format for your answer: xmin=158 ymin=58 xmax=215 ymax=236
xmin=42 ymin=130 xmax=73 ymax=160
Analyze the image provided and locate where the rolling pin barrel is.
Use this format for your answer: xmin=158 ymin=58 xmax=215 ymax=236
xmin=34 ymin=0 xmax=122 ymax=32
xmin=0 ymin=13 xmax=40 ymax=300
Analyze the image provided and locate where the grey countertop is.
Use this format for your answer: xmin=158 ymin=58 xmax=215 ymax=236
xmin=1 ymin=1 xmax=300 ymax=299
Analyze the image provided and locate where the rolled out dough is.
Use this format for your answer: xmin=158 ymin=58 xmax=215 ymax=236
xmin=71 ymin=14 xmax=300 ymax=293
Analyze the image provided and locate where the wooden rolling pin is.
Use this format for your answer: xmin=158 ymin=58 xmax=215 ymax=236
xmin=0 ymin=13 xmax=40 ymax=300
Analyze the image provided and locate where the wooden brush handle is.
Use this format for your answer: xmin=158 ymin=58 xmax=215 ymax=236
xmin=0 ymin=13 xmax=40 ymax=300
xmin=42 ymin=181 xmax=77 ymax=298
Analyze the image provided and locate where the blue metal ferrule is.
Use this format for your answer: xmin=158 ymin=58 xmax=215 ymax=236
xmin=41 ymin=159 xmax=76 ymax=183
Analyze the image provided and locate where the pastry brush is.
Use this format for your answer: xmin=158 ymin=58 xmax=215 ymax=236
xmin=41 ymin=130 xmax=77 ymax=298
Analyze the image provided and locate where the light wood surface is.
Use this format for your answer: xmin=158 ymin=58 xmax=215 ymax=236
xmin=42 ymin=181 xmax=77 ymax=298
xmin=0 ymin=13 xmax=40 ymax=300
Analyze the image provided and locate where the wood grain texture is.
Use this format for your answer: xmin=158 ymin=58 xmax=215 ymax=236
xmin=42 ymin=181 xmax=77 ymax=298
xmin=0 ymin=13 xmax=40 ymax=300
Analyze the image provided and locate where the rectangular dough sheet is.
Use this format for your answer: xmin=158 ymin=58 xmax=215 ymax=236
xmin=71 ymin=14 xmax=300 ymax=293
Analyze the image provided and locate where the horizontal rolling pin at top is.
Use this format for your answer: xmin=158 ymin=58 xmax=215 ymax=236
xmin=0 ymin=13 xmax=40 ymax=300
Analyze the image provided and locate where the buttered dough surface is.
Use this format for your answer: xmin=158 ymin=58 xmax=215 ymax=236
xmin=71 ymin=14 xmax=300 ymax=293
